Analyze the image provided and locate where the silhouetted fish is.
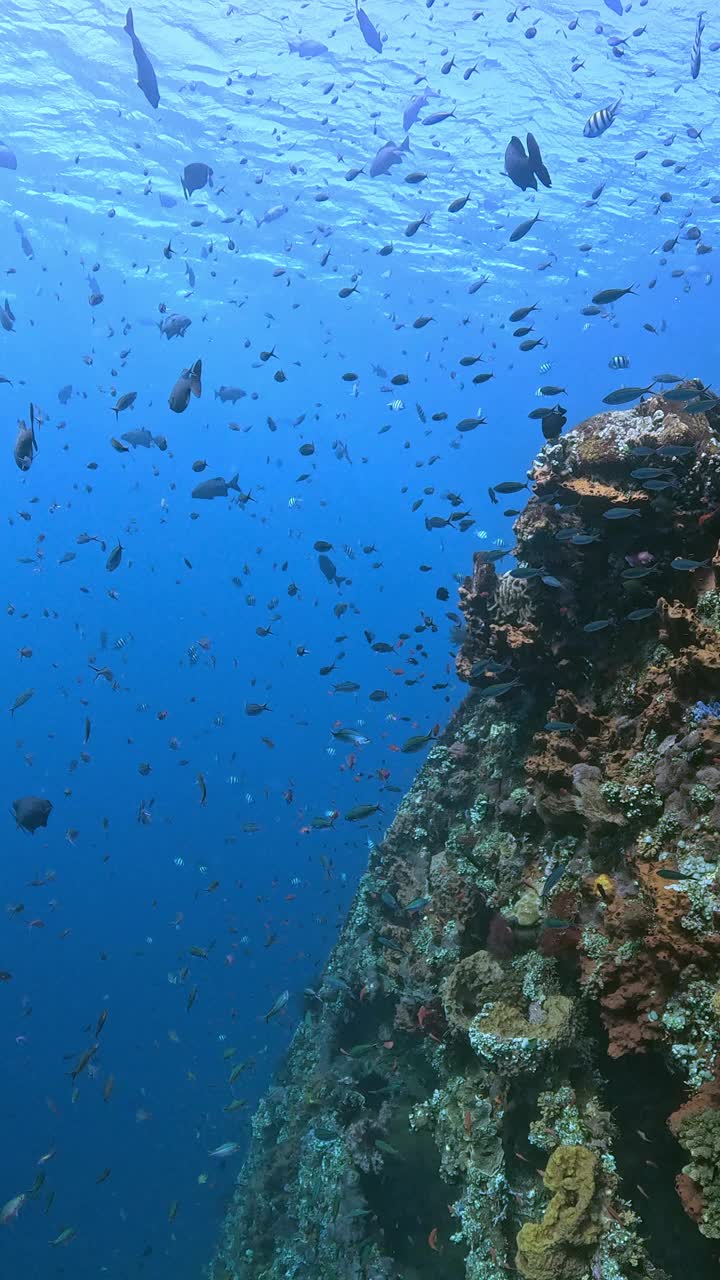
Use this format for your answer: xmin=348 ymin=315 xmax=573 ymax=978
xmin=505 ymin=133 xmax=551 ymax=191
xmin=123 ymin=8 xmax=159 ymax=109
xmin=169 ymin=359 xmax=202 ymax=413
xmin=181 ymin=163 xmax=213 ymax=200
xmin=192 ymin=474 xmax=241 ymax=500
xmin=13 ymin=796 xmax=52 ymax=834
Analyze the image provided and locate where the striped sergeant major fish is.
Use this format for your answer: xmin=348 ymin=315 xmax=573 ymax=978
xmin=691 ymin=12 xmax=705 ymax=80
xmin=608 ymin=355 xmax=630 ymax=370
xmin=583 ymin=99 xmax=621 ymax=138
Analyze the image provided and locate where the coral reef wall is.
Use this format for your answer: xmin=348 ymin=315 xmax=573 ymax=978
xmin=207 ymin=392 xmax=720 ymax=1280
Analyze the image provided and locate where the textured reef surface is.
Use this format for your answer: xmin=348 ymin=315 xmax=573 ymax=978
xmin=207 ymin=391 xmax=720 ymax=1279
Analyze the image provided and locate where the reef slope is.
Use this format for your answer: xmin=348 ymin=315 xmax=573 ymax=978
xmin=208 ymin=393 xmax=720 ymax=1280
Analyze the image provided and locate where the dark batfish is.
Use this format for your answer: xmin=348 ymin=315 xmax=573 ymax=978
xmin=355 ymin=0 xmax=382 ymax=52
xmin=505 ymin=133 xmax=551 ymax=191
xmin=181 ymin=163 xmax=213 ymax=200
xmin=14 ymin=406 xmax=37 ymax=472
xmin=192 ymin=474 xmax=241 ymax=500
xmin=169 ymin=359 xmax=202 ymax=413
xmin=123 ymin=8 xmax=159 ymax=109
xmin=13 ymin=795 xmax=52 ymax=834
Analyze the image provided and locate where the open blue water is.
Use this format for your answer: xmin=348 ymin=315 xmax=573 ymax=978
xmin=0 ymin=0 xmax=716 ymax=1274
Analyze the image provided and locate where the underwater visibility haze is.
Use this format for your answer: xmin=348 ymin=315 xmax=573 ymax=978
xmin=2 ymin=1 xmax=720 ymax=1277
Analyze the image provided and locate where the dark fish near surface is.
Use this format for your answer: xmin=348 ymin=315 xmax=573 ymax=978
xmin=14 ymin=405 xmax=37 ymax=471
xmin=169 ymin=359 xmax=202 ymax=413
xmin=58 ymin=384 xmax=72 ymax=404
xmin=691 ymin=12 xmax=705 ymax=80
xmin=509 ymin=211 xmax=541 ymax=242
xmin=181 ymin=163 xmax=213 ymax=200
xmin=13 ymin=795 xmax=52 ymax=834
xmin=355 ymin=0 xmax=382 ymax=52
xmin=370 ymin=136 xmax=410 ymax=177
xmin=215 ymin=386 xmax=246 ymax=403
xmin=504 ymin=133 xmax=551 ymax=191
xmin=123 ymin=8 xmax=159 ymax=109
xmin=402 ymin=89 xmax=432 ymax=131
xmin=0 ymin=142 xmax=17 ymax=170
xmin=192 ymin=473 xmax=241 ymax=500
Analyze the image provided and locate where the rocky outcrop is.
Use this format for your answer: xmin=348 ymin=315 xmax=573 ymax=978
xmin=207 ymin=392 xmax=720 ymax=1280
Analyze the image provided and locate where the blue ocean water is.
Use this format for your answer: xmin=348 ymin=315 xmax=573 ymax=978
xmin=0 ymin=0 xmax=716 ymax=1274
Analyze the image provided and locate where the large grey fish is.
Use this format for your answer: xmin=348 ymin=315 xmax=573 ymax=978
xmin=12 ymin=795 xmax=52 ymax=834
xmin=287 ymin=38 xmax=328 ymax=57
xmin=214 ymin=385 xmax=246 ymax=403
xmin=181 ymin=163 xmax=213 ymax=200
xmin=123 ymin=8 xmax=159 ymax=109
xmin=159 ymin=312 xmax=191 ymax=339
xmin=121 ymin=428 xmax=155 ymax=448
xmin=192 ymin=473 xmax=241 ymax=500
xmin=355 ymin=0 xmax=382 ymax=52
xmin=168 ymin=359 xmax=202 ymax=413
xmin=369 ymin=136 xmax=410 ymax=178
xmin=14 ymin=405 xmax=37 ymax=471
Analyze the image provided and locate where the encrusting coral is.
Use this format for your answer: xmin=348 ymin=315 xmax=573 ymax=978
xmin=515 ymin=1145 xmax=601 ymax=1280
xmin=207 ymin=392 xmax=720 ymax=1280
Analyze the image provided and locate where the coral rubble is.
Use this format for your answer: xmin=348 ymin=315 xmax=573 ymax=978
xmin=207 ymin=393 xmax=720 ymax=1280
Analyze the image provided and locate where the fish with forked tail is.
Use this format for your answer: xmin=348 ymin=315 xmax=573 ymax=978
xmin=192 ymin=474 xmax=241 ymax=500
xmin=370 ymin=137 xmax=410 ymax=178
xmin=123 ymin=8 xmax=159 ymax=109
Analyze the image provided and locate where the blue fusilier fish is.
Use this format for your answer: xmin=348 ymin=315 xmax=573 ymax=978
xmin=584 ymin=99 xmax=621 ymax=138
xmin=123 ymin=9 xmax=159 ymax=109
xmin=691 ymin=13 xmax=705 ymax=80
xmin=355 ymin=0 xmax=382 ymax=52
